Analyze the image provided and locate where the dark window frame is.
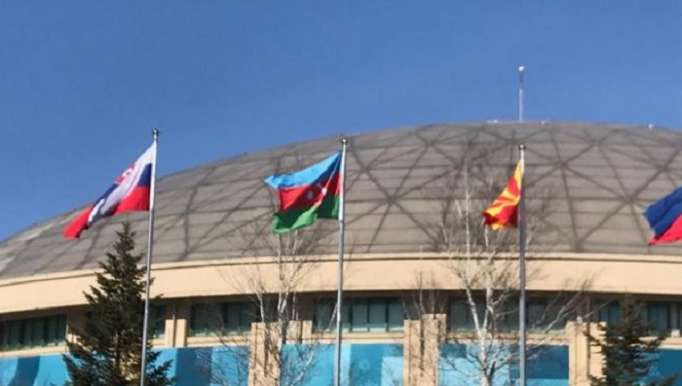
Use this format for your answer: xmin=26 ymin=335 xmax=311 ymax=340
xmin=189 ymin=301 xmax=255 ymax=337
xmin=313 ymin=297 xmax=403 ymax=333
xmin=447 ymin=297 xmax=567 ymax=332
xmin=0 ymin=314 xmax=67 ymax=351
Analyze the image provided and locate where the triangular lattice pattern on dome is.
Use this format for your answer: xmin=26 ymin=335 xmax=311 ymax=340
xmin=1 ymin=122 xmax=682 ymax=279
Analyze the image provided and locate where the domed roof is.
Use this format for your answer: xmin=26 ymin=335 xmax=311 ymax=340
xmin=2 ymin=122 xmax=682 ymax=280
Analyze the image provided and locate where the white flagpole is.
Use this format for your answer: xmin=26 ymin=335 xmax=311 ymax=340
xmin=139 ymin=128 xmax=159 ymax=386
xmin=333 ymin=137 xmax=348 ymax=386
xmin=518 ymin=143 xmax=527 ymax=386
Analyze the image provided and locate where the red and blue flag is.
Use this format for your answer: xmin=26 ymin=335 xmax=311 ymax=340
xmin=644 ymin=187 xmax=682 ymax=245
xmin=63 ymin=144 xmax=155 ymax=239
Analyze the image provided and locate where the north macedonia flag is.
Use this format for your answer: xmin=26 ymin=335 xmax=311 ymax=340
xmin=482 ymin=161 xmax=523 ymax=230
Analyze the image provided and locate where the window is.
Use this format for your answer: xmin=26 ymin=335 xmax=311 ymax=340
xmin=527 ymin=302 xmax=546 ymax=327
xmin=351 ymin=301 xmax=369 ymax=331
xmin=448 ymin=298 xmax=565 ymax=332
xmin=497 ymin=304 xmax=519 ymax=332
xmin=222 ymin=302 xmax=255 ymax=333
xmin=0 ymin=314 xmax=66 ymax=351
xmin=449 ymin=300 xmax=481 ymax=331
xmin=598 ymin=301 xmax=622 ymax=325
xmin=313 ymin=298 xmax=403 ymax=332
xmin=190 ymin=302 xmax=254 ymax=337
xmin=387 ymin=301 xmax=404 ymax=332
xmin=598 ymin=300 xmax=673 ymax=336
xmin=191 ymin=303 xmax=221 ymax=336
xmin=368 ymin=300 xmax=388 ymax=332
xmin=525 ymin=300 xmax=566 ymax=332
xmin=449 ymin=299 xmax=517 ymax=332
xmin=313 ymin=301 xmax=351 ymax=332
xmin=646 ymin=302 xmax=670 ymax=336
xmin=313 ymin=301 xmax=338 ymax=331
xmin=150 ymin=305 xmax=166 ymax=339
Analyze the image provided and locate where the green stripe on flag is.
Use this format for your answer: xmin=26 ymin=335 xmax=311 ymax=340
xmin=272 ymin=194 xmax=340 ymax=233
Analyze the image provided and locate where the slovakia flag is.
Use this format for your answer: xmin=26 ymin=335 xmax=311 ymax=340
xmin=63 ymin=144 xmax=156 ymax=239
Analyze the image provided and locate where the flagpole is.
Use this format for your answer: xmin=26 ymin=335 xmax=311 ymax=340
xmin=140 ymin=128 xmax=159 ymax=386
xmin=334 ymin=137 xmax=348 ymax=386
xmin=518 ymin=143 xmax=527 ymax=386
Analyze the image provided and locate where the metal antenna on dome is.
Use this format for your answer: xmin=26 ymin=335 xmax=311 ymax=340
xmin=518 ymin=66 xmax=525 ymax=122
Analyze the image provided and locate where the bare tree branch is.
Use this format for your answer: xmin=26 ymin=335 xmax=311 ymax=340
xmin=413 ymin=143 xmax=590 ymax=386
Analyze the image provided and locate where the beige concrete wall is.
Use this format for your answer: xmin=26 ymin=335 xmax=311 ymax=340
xmin=0 ymin=296 xmax=668 ymax=385
xmin=567 ymin=321 xmax=603 ymax=386
xmin=403 ymin=314 xmax=446 ymax=386
xmin=169 ymin=300 xmax=190 ymax=348
xmin=1 ymin=252 xmax=682 ymax=315
xmin=247 ymin=320 xmax=312 ymax=386
xmin=248 ymin=322 xmax=279 ymax=386
xmin=0 ymin=251 xmax=681 ymax=383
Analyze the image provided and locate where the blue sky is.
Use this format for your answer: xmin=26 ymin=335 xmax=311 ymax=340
xmin=1 ymin=1 xmax=681 ymax=240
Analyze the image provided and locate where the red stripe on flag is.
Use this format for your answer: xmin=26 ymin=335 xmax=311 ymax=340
xmin=278 ymin=172 xmax=340 ymax=212
xmin=650 ymin=215 xmax=682 ymax=245
xmin=63 ymin=205 xmax=94 ymax=239
xmin=114 ymin=186 xmax=151 ymax=214
xmin=506 ymin=177 xmax=520 ymax=196
xmin=482 ymin=161 xmax=523 ymax=230
xmin=483 ymin=205 xmax=518 ymax=228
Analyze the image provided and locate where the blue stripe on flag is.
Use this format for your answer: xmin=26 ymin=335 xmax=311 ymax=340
xmin=644 ymin=186 xmax=682 ymax=237
xmin=137 ymin=164 xmax=152 ymax=187
xmin=265 ymin=152 xmax=340 ymax=188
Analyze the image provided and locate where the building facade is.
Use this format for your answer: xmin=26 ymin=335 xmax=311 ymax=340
xmin=1 ymin=122 xmax=682 ymax=385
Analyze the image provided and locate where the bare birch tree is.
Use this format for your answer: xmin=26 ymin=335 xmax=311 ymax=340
xmin=418 ymin=144 xmax=589 ymax=386
xmin=194 ymin=225 xmax=332 ymax=385
xmin=203 ymin=161 xmax=341 ymax=386
xmin=241 ymin=223 xmax=329 ymax=386
xmin=190 ymin=151 xmax=347 ymax=386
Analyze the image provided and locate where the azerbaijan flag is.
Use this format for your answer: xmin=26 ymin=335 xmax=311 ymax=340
xmin=265 ymin=152 xmax=341 ymax=233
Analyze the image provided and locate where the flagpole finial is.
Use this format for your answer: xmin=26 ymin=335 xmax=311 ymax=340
xmin=519 ymin=143 xmax=526 ymax=150
xmin=152 ymin=128 xmax=159 ymax=141
xmin=340 ymin=137 xmax=348 ymax=145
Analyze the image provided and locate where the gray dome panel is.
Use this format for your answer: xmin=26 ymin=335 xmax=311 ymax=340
xmin=1 ymin=122 xmax=681 ymax=279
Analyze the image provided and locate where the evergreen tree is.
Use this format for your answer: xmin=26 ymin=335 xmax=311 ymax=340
xmin=64 ymin=222 xmax=174 ymax=386
xmin=589 ymin=296 xmax=676 ymax=386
